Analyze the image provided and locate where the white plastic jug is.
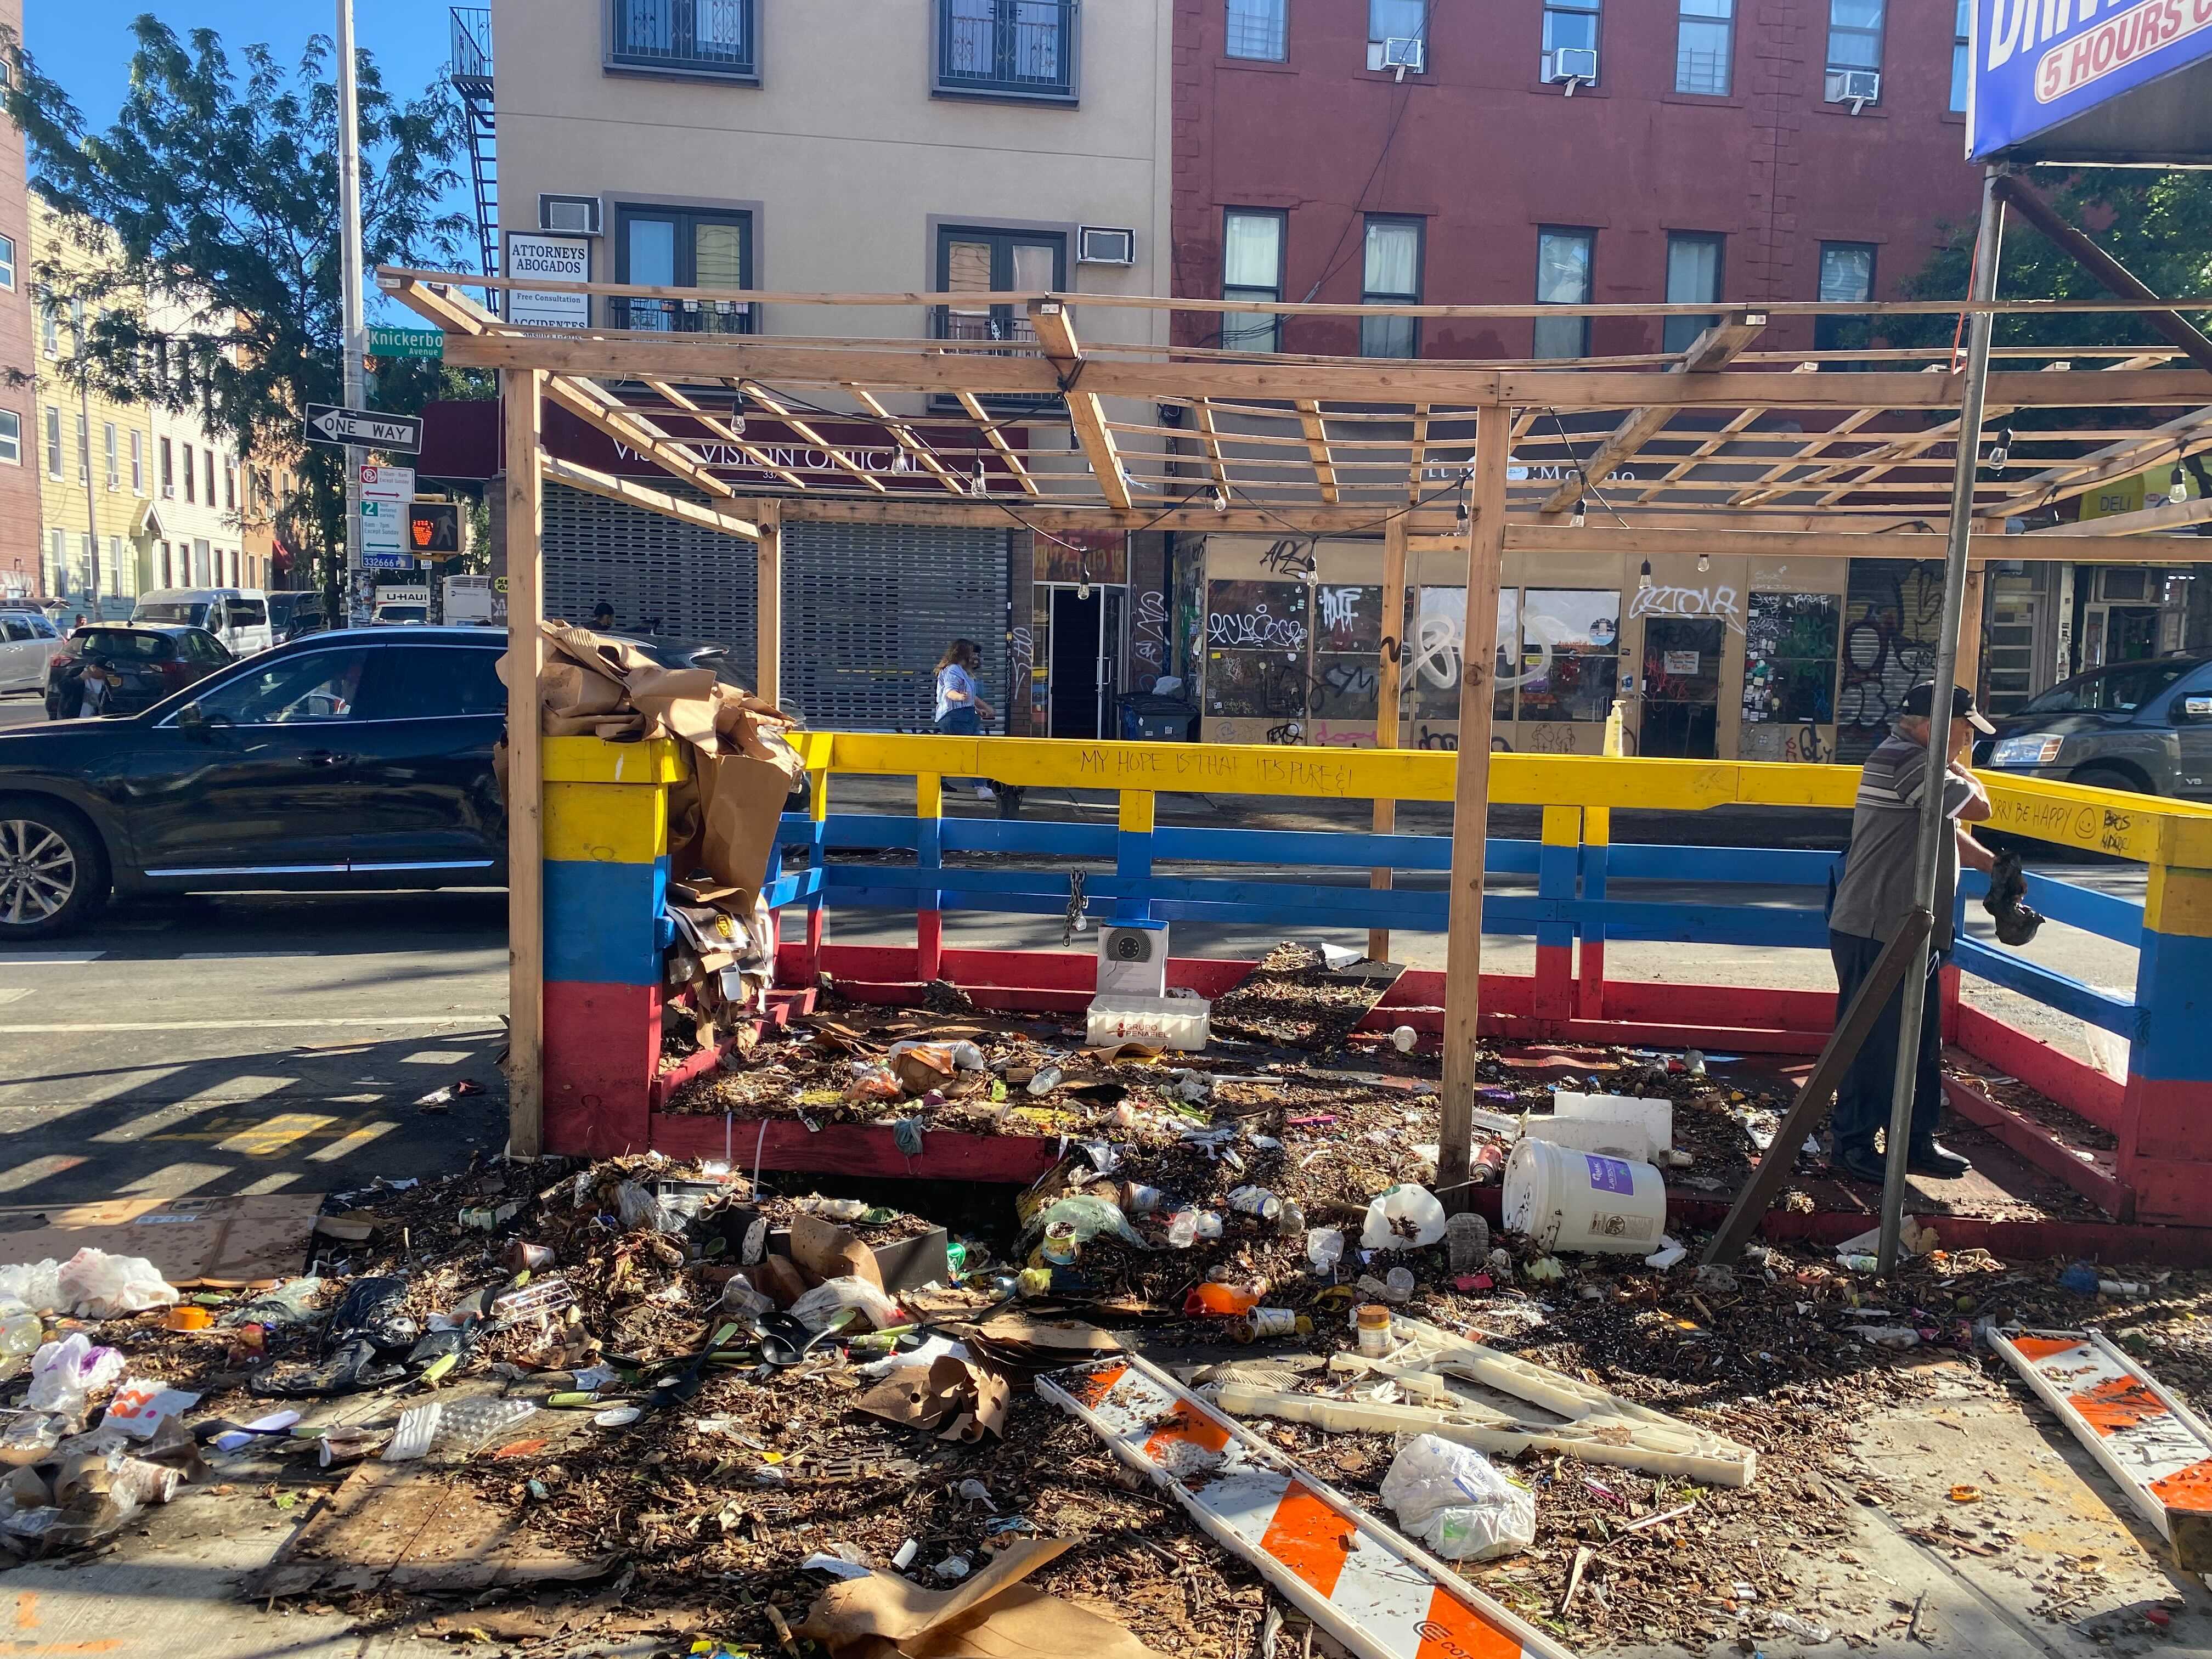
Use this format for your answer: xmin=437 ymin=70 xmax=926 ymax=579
xmin=1502 ymin=1139 xmax=1667 ymax=1255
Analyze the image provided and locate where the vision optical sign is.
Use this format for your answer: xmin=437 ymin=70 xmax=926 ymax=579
xmin=1971 ymin=0 xmax=2212 ymax=163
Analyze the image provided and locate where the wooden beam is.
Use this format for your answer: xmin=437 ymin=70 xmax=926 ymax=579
xmin=2025 ymin=494 xmax=2212 ymax=537
xmin=541 ymin=456 xmax=761 ymax=540
xmin=1628 ymin=405 xmax=1767 ymax=503
xmin=1297 ymin=401 xmax=1340 ymax=504
xmin=1370 ymin=515 xmax=1409 ymax=965
xmin=503 ymin=367 xmax=546 ymax=1160
xmin=733 ymin=382 xmax=889 ymax=494
xmin=543 ymin=375 xmax=742 ymax=503
xmin=1193 ymin=398 xmax=1232 ymax=499
xmin=1438 ymin=406 xmax=1509 ymax=1211
xmin=1537 ymin=316 xmax=1768 ymax=517
xmin=845 ymin=386 xmax=967 ymax=494
xmin=756 ymin=501 xmax=782 ymax=705
xmin=957 ymin=391 xmax=1042 ymax=498
xmin=1406 ymin=404 xmax=1431 ymax=505
xmin=1980 ymin=405 xmax=2212 ymax=520
xmin=1992 ymin=175 xmax=2212 ymax=377
xmin=641 ymin=377 xmax=810 ymax=490
xmin=1029 ymin=301 xmax=1131 ymax=510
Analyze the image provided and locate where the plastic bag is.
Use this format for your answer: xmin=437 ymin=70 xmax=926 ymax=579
xmin=0 ymin=1260 xmax=64 ymax=1314
xmin=844 ymin=1062 xmax=902 ymax=1103
xmin=789 ymin=1275 xmax=901 ymax=1333
xmin=1028 ymin=1194 xmax=1144 ymax=1251
xmin=1379 ymin=1435 xmax=1536 ymax=1561
xmin=1361 ymin=1183 xmax=1448 ymax=1252
xmin=25 ymin=1334 xmax=126 ymax=1416
xmin=57 ymin=1248 xmax=178 ymax=1318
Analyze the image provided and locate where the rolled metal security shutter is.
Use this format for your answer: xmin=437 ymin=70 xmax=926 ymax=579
xmin=781 ymin=521 xmax=1009 ymax=731
xmin=541 ymin=480 xmax=758 ymax=682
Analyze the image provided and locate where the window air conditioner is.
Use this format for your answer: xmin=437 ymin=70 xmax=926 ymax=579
xmin=1078 ymin=226 xmax=1137 ymax=266
xmin=1381 ymin=36 xmax=1425 ymax=72
xmin=538 ymin=194 xmax=602 ymax=235
xmin=1826 ymin=69 xmax=1880 ymax=109
xmin=1545 ymin=46 xmax=1598 ymax=86
xmin=2097 ymin=568 xmax=2157 ymax=603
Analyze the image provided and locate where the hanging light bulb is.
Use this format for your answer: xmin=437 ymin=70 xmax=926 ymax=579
xmin=729 ymin=391 xmax=747 ymax=436
xmin=1077 ymin=557 xmax=1092 ymax=601
xmin=1697 ymin=552 xmax=1711 ymax=573
xmin=1212 ymin=484 xmax=1231 ymax=514
xmin=1987 ymin=425 xmax=2014 ymax=469
xmin=973 ymin=460 xmax=989 ymax=496
xmin=1456 ymin=490 xmax=1470 ymax=523
xmin=1638 ymin=560 xmax=1654 ymax=592
xmin=2171 ymin=465 xmax=2190 ymax=506
xmin=1302 ymin=554 xmax=1321 ymax=586
xmin=1570 ymin=501 xmax=1587 ymax=528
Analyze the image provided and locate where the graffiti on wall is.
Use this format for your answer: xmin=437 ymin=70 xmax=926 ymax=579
xmin=1837 ymin=560 xmax=1944 ymax=762
xmin=1132 ymin=589 xmax=1169 ymax=670
xmin=1628 ymin=583 xmax=1744 ymax=632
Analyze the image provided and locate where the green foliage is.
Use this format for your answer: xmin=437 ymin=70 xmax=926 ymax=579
xmin=1 ymin=16 xmax=471 ymax=609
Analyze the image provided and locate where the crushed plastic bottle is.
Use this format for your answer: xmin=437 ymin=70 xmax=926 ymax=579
xmin=1767 ymin=1611 xmax=1833 ymax=1644
xmin=1230 ymin=1310 xmax=1313 ymax=1343
xmin=1186 ymin=1281 xmax=1262 ymax=1317
xmin=1026 ymin=1066 xmax=1064 ymax=1096
xmin=1166 ymin=1210 xmax=1198 ymax=1250
xmin=1277 ymin=1199 xmax=1306 ymax=1239
xmin=1226 ymin=1186 xmax=1283 ymax=1223
xmin=1305 ymin=1228 xmax=1346 ymax=1274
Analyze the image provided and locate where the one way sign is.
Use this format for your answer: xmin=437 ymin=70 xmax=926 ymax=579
xmin=303 ymin=403 xmax=422 ymax=454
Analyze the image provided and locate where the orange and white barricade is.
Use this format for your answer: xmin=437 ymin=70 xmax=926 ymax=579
xmin=1991 ymin=1327 xmax=2212 ymax=1575
xmin=1039 ymin=1353 xmax=1575 ymax=1659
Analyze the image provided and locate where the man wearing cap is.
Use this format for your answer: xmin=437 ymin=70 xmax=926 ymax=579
xmin=1827 ymin=682 xmax=1997 ymax=1185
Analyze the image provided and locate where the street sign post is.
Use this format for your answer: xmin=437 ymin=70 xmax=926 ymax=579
xmin=359 ymin=464 xmax=416 ymax=560
xmin=365 ymin=324 xmax=445 ymax=360
xmin=408 ymin=500 xmax=461 ymax=558
xmin=303 ymin=403 xmax=424 ymax=453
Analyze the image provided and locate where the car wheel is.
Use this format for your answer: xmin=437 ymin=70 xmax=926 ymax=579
xmin=2073 ymin=764 xmax=2151 ymax=799
xmin=0 ymin=799 xmax=106 ymax=938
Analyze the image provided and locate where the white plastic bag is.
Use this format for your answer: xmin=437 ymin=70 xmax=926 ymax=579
xmin=25 ymin=1333 xmax=126 ymax=1417
xmin=0 ymin=1260 xmax=64 ymax=1314
xmin=56 ymin=1248 xmax=178 ymax=1318
xmin=1361 ymin=1183 xmax=1448 ymax=1252
xmin=789 ymin=1275 xmax=901 ymax=1333
xmin=1379 ymin=1434 xmax=1536 ymax=1562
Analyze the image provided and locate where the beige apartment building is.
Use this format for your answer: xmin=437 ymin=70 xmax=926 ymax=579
xmin=462 ymin=0 xmax=1175 ymax=731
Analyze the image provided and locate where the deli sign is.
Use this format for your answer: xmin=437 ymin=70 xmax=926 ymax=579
xmin=1971 ymin=0 xmax=2212 ymax=161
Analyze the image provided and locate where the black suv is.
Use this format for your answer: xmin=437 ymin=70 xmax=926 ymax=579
xmin=0 ymin=628 xmax=509 ymax=938
xmin=1974 ymin=654 xmax=2212 ymax=802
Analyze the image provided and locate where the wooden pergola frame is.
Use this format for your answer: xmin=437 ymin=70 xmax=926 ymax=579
xmin=381 ymin=268 xmax=2212 ymax=1186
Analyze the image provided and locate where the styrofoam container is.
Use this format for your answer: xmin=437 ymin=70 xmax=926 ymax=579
xmin=1530 ymin=1092 xmax=1673 ymax=1163
xmin=1502 ymin=1138 xmax=1667 ymax=1255
xmin=1086 ymin=994 xmax=1210 ymax=1052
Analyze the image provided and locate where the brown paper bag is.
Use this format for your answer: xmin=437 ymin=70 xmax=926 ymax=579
xmin=700 ymin=752 xmax=795 ymax=901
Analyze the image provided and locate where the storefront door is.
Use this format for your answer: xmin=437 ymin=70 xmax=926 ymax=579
xmin=1641 ymin=617 xmax=1725 ymax=758
xmin=1047 ymin=585 xmax=1123 ymax=739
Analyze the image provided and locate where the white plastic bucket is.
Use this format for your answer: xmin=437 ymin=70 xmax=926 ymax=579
xmin=1502 ymin=1138 xmax=1668 ymax=1255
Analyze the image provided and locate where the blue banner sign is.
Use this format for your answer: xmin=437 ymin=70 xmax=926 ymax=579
xmin=1971 ymin=0 xmax=2212 ymax=161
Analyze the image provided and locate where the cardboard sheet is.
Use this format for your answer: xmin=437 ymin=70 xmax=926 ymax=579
xmin=0 ymin=1193 xmax=321 ymax=1286
xmin=798 ymin=1538 xmax=1170 ymax=1659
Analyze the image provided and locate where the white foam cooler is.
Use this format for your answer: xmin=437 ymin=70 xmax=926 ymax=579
xmin=1085 ymin=993 xmax=1210 ymax=1052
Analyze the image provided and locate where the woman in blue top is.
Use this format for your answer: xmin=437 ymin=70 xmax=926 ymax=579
xmin=934 ymin=639 xmax=997 ymax=800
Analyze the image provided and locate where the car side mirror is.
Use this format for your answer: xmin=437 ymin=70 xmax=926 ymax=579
xmin=176 ymin=702 xmax=207 ymax=734
xmin=2183 ymin=695 xmax=2212 ymax=723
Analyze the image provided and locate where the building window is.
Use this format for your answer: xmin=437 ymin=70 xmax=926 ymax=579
xmin=40 ymin=305 xmax=57 ymax=358
xmin=224 ymin=462 xmax=236 ymax=512
xmin=130 ymin=430 xmax=144 ymax=494
xmin=1221 ymin=209 xmax=1285 ymax=354
xmin=1664 ymin=233 xmax=1724 ymax=354
xmin=44 ymin=407 xmax=60 ymax=478
xmin=103 ymin=423 xmax=118 ymax=491
xmin=1675 ymin=0 xmax=1731 ymax=95
xmin=1367 ymin=0 xmax=1426 ymax=71
xmin=938 ymin=0 xmax=1077 ymax=100
xmin=1816 ymin=241 xmax=1875 ymax=354
xmin=47 ymin=530 xmax=63 ymax=594
xmin=1361 ymin=216 xmax=1422 ymax=358
xmin=160 ymin=437 xmax=174 ymax=496
xmin=204 ymin=449 xmax=216 ymax=507
xmin=159 ymin=542 xmax=171 ymax=588
xmin=1950 ymin=0 xmax=1969 ymax=112
xmin=610 ymin=0 xmax=756 ymax=80
xmin=1533 ymin=228 xmax=1594 ymax=359
xmin=109 ymin=537 xmax=128 ymax=598
xmin=1226 ymin=0 xmax=1286 ymax=60
xmin=613 ymin=205 xmax=753 ymax=333
xmin=0 ymin=232 xmax=14 ymax=291
xmin=1543 ymin=0 xmax=1600 ymax=81
xmin=935 ymin=224 xmax=1066 ymax=355
xmin=74 ymin=411 xmax=88 ymax=484
xmin=0 ymin=409 xmax=18 ymax=466
xmin=1825 ymin=0 xmax=1883 ymax=101
xmin=183 ymin=443 xmax=196 ymax=504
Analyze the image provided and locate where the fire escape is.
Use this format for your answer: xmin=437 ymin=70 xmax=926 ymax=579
xmin=449 ymin=8 xmax=499 ymax=315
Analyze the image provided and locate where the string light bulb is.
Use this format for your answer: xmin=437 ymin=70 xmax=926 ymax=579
xmin=1570 ymin=502 xmax=1587 ymax=528
xmin=1987 ymin=425 xmax=2014 ymax=469
xmin=1697 ymin=552 xmax=1712 ymax=573
xmin=973 ymin=460 xmax=989 ymax=496
xmin=1638 ymin=560 xmax=1654 ymax=592
xmin=1212 ymin=485 xmax=1230 ymax=514
xmin=2171 ymin=465 xmax=2190 ymax=506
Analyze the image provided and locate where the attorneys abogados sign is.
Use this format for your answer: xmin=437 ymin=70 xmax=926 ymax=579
xmin=1971 ymin=0 xmax=2212 ymax=162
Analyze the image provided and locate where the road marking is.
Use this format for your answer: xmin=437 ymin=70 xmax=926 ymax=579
xmin=309 ymin=1120 xmax=400 ymax=1162
xmin=178 ymin=949 xmax=320 ymax=960
xmin=402 ymin=1049 xmax=477 ymax=1064
xmin=236 ymin=1172 xmax=304 ymax=1195
xmin=217 ymin=1112 xmax=337 ymax=1156
xmin=0 ymin=951 xmax=106 ymax=964
xmin=116 ymin=1161 xmax=230 ymax=1199
xmin=0 ymin=1155 xmax=85 ymax=1195
xmin=0 ymin=989 xmax=30 ymax=1006
xmin=0 ymin=1015 xmax=505 ymax=1032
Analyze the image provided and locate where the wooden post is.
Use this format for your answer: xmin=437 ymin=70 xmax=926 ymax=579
xmin=1369 ymin=516 xmax=1409 ymax=963
xmin=1955 ymin=564 xmax=1987 ymax=706
xmin=755 ymin=501 xmax=782 ymax=704
xmin=1437 ymin=406 xmax=1509 ymax=1208
xmin=504 ymin=368 xmax=546 ymax=1158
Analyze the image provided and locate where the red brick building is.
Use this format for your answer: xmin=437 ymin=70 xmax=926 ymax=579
xmin=0 ymin=0 xmax=40 ymax=597
xmin=1170 ymin=0 xmax=1981 ymax=359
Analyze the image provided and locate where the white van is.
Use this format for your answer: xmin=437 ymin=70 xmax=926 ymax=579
xmin=131 ymin=589 xmax=275 ymax=657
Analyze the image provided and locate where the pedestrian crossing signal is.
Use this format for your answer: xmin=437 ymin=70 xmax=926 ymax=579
xmin=407 ymin=500 xmax=461 ymax=557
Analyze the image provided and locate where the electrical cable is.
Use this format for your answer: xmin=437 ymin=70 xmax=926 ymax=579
xmin=1543 ymin=407 xmax=1631 ymax=529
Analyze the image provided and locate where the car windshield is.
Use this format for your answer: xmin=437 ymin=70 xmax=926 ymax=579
xmin=76 ymin=630 xmax=170 ymax=660
xmin=2018 ymin=661 xmax=2195 ymax=715
xmin=136 ymin=601 xmax=209 ymax=627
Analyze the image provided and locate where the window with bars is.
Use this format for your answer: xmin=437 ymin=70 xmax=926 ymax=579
xmin=1675 ymin=0 xmax=1731 ymax=94
xmin=939 ymin=0 xmax=1077 ymax=99
xmin=610 ymin=0 xmax=756 ymax=78
xmin=1226 ymin=0 xmax=1286 ymax=60
xmin=1533 ymin=228 xmax=1594 ymax=360
xmin=1664 ymin=233 xmax=1723 ymax=354
xmin=1222 ymin=210 xmax=1285 ymax=354
xmin=1360 ymin=217 xmax=1421 ymax=359
xmin=613 ymin=205 xmax=753 ymax=335
xmin=935 ymin=225 xmax=1065 ymax=347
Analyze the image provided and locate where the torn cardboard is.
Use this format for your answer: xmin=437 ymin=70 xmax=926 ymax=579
xmin=854 ymin=1355 xmax=1009 ymax=1442
xmin=798 ymin=1538 xmax=1170 ymax=1659
xmin=0 ymin=1194 xmax=321 ymax=1287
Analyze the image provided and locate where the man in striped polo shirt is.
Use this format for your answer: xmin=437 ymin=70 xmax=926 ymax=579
xmin=1828 ymin=682 xmax=1997 ymax=1185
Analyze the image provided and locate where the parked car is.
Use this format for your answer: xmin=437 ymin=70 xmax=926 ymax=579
xmin=0 ymin=627 xmax=510 ymax=937
xmin=44 ymin=624 xmax=233 ymax=720
xmin=265 ymin=589 xmax=328 ymax=644
xmin=371 ymin=601 xmax=430 ymax=625
xmin=1973 ymin=654 xmax=2212 ymax=801
xmin=131 ymin=588 xmax=274 ymax=657
xmin=0 ymin=610 xmax=67 ymax=693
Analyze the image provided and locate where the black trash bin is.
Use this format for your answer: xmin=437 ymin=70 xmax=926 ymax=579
xmin=1119 ymin=693 xmax=1199 ymax=742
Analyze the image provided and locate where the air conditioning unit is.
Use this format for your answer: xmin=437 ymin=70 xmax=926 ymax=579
xmin=1078 ymin=226 xmax=1137 ymax=267
xmin=2096 ymin=568 xmax=2158 ymax=603
xmin=1097 ymin=922 xmax=1169 ymax=1000
xmin=1545 ymin=46 xmax=1598 ymax=86
xmin=1381 ymin=35 xmax=1425 ymax=72
xmin=1826 ymin=69 xmax=1880 ymax=108
xmin=538 ymin=194 xmax=602 ymax=235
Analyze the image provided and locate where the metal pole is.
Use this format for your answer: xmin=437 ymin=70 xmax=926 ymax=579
xmin=1877 ymin=165 xmax=2002 ymax=1276
xmin=336 ymin=0 xmax=366 ymax=628
xmin=79 ymin=382 xmax=99 ymax=613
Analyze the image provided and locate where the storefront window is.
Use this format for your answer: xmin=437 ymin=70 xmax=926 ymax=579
xmin=1741 ymin=592 xmax=1839 ymax=726
xmin=1515 ymin=589 xmax=1621 ymax=722
xmin=1205 ymin=579 xmax=1310 ymax=729
xmin=1312 ymin=583 xmax=1383 ymax=723
xmin=1406 ymin=586 xmax=1514 ymax=736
